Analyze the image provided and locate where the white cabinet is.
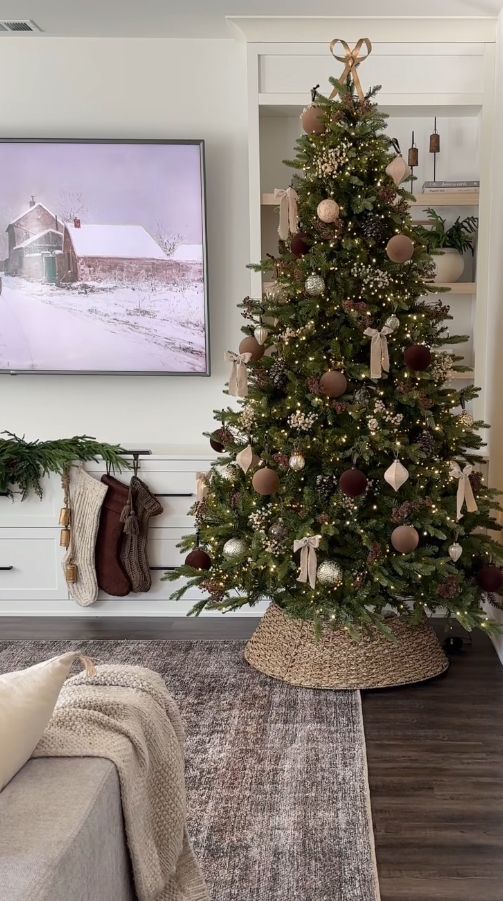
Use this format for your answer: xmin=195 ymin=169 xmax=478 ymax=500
xmin=0 ymin=451 xmax=214 ymax=617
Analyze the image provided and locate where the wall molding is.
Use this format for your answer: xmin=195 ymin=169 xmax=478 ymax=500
xmin=227 ymin=16 xmax=498 ymax=44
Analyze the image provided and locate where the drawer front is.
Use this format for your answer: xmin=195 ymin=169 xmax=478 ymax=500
xmin=0 ymin=477 xmax=63 ymax=528
xmin=0 ymin=529 xmax=68 ymax=599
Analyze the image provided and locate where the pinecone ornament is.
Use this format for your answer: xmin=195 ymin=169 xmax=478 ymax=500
xmin=269 ymin=359 xmax=287 ymax=390
xmin=418 ymin=430 xmax=435 ymax=455
xmin=361 ymin=213 xmax=388 ymax=245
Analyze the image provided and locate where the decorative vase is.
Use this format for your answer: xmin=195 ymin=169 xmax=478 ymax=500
xmin=433 ymin=248 xmax=465 ymax=283
xmin=244 ymin=603 xmax=449 ymax=690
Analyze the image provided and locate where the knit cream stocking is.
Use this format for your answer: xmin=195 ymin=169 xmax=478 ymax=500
xmin=64 ymin=467 xmax=108 ymax=607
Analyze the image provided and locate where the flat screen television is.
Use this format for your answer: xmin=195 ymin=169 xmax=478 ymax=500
xmin=0 ymin=139 xmax=209 ymax=375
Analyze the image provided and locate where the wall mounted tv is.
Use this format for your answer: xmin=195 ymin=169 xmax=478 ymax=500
xmin=0 ymin=139 xmax=209 ymax=375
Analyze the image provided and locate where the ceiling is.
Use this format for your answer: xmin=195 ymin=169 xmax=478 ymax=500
xmin=0 ymin=1 xmax=502 ymax=38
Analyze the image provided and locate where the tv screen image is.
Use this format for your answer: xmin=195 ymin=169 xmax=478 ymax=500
xmin=0 ymin=140 xmax=209 ymax=374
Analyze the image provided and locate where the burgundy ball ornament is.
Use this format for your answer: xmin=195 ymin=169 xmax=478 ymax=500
xmin=403 ymin=344 xmax=432 ymax=372
xmin=209 ymin=433 xmax=225 ymax=453
xmin=319 ymin=370 xmax=348 ymax=398
xmin=290 ymin=232 xmax=310 ymax=257
xmin=339 ymin=468 xmax=368 ymax=498
xmin=301 ymin=104 xmax=325 ymax=135
xmin=477 ymin=565 xmax=503 ymax=593
xmin=185 ymin=548 xmax=212 ymax=571
xmin=386 ymin=234 xmax=414 ymax=263
xmin=239 ymin=335 xmax=265 ymax=362
xmin=252 ymin=467 xmax=280 ymax=496
xmin=391 ymin=525 xmax=420 ymax=554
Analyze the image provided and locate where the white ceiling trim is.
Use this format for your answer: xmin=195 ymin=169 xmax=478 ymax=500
xmin=226 ymin=16 xmax=498 ymax=44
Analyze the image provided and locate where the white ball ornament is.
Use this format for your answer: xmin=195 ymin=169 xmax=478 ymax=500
xmin=317 ymin=560 xmax=343 ymax=586
xmin=384 ymin=314 xmax=400 ymax=332
xmin=289 ymin=452 xmax=305 ymax=472
xmin=317 ymin=198 xmax=340 ymax=224
xmin=223 ymin=538 xmax=248 ymax=560
xmin=305 ymin=274 xmax=325 ymax=296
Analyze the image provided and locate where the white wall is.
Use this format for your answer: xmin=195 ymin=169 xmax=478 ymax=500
xmin=0 ymin=37 xmax=248 ymax=447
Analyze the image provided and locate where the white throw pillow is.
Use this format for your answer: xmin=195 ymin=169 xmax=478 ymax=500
xmin=0 ymin=652 xmax=95 ymax=791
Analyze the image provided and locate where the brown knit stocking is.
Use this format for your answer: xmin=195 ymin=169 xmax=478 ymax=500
xmin=95 ymin=475 xmax=132 ymax=597
xmin=120 ymin=476 xmax=163 ymax=592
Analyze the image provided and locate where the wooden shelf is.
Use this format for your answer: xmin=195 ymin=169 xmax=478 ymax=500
xmin=427 ymin=283 xmax=476 ymax=294
xmin=411 ymin=192 xmax=479 ymax=206
xmin=262 ymin=192 xmax=479 ymax=208
xmin=447 ymin=370 xmax=474 ymax=381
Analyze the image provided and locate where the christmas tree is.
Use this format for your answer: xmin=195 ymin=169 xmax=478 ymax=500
xmin=168 ymin=51 xmax=503 ymax=639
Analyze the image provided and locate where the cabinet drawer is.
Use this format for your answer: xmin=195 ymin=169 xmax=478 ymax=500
xmin=0 ymin=478 xmax=63 ymax=528
xmin=0 ymin=529 xmax=67 ymax=599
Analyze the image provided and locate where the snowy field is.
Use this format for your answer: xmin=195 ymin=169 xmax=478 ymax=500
xmin=0 ymin=275 xmax=207 ymax=372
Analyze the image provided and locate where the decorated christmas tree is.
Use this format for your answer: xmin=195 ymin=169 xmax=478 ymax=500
xmin=168 ymin=40 xmax=503 ymax=682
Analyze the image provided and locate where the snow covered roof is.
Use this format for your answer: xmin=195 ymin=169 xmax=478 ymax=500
xmin=10 ymin=202 xmax=56 ymax=227
xmin=14 ymin=228 xmax=63 ymax=250
xmin=171 ymin=243 xmax=203 ymax=262
xmin=66 ymin=224 xmax=168 ymax=261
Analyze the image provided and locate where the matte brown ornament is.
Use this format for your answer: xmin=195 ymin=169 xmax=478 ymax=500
xmin=60 ymin=528 xmax=70 ymax=548
xmin=317 ymin=199 xmax=340 ymax=223
xmin=301 ymin=105 xmax=325 ymax=135
xmin=319 ymin=370 xmax=348 ymax=398
xmin=404 ymin=344 xmax=432 ymax=371
xmin=391 ymin=525 xmax=420 ymax=554
xmin=476 ymin=565 xmax=503 ymax=593
xmin=239 ymin=335 xmax=265 ymax=362
xmin=339 ymin=468 xmax=368 ymax=498
xmin=185 ymin=548 xmax=212 ymax=571
xmin=386 ymin=234 xmax=414 ymax=263
xmin=252 ymin=467 xmax=280 ymax=496
xmin=290 ymin=232 xmax=310 ymax=257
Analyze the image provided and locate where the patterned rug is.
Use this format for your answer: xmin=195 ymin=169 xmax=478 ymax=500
xmin=0 ymin=639 xmax=380 ymax=901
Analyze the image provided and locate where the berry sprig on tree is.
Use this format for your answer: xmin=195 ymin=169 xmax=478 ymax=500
xmin=166 ymin=74 xmax=503 ymax=636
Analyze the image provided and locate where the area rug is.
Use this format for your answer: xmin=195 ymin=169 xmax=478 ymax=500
xmin=0 ymin=639 xmax=381 ymax=901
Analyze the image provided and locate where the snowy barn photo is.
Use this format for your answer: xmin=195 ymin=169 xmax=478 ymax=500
xmin=0 ymin=140 xmax=208 ymax=374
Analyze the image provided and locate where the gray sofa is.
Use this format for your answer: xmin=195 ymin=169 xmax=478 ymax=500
xmin=0 ymin=757 xmax=136 ymax=901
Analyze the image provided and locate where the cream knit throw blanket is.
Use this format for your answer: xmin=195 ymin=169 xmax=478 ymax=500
xmin=32 ymin=664 xmax=209 ymax=901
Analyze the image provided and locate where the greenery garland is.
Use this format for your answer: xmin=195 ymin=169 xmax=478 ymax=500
xmin=0 ymin=432 xmax=130 ymax=499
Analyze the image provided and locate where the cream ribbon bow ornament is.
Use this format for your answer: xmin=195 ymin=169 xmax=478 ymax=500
xmin=329 ymin=38 xmax=373 ymax=101
xmin=273 ymin=187 xmax=299 ymax=241
xmin=294 ymin=535 xmax=321 ymax=589
xmin=449 ymin=461 xmax=478 ymax=521
xmin=364 ymin=325 xmax=393 ymax=379
xmin=195 ymin=471 xmax=210 ymax=502
xmin=224 ymin=351 xmax=252 ymax=398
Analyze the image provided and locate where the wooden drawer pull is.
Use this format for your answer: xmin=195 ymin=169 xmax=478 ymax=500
xmin=0 ymin=565 xmax=14 ymax=570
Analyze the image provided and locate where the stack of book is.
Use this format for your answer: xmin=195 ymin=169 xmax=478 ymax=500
xmin=422 ymin=180 xmax=479 ymax=193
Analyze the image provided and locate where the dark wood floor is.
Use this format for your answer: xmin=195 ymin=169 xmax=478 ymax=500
xmin=2 ymin=616 xmax=503 ymax=900
xmin=362 ymin=628 xmax=503 ymax=901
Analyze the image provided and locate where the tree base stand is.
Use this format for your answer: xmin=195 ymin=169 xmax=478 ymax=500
xmin=244 ymin=603 xmax=449 ymax=690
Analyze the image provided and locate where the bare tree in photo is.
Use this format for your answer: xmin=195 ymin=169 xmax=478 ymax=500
xmin=155 ymin=222 xmax=183 ymax=258
xmin=58 ymin=190 xmax=88 ymax=223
